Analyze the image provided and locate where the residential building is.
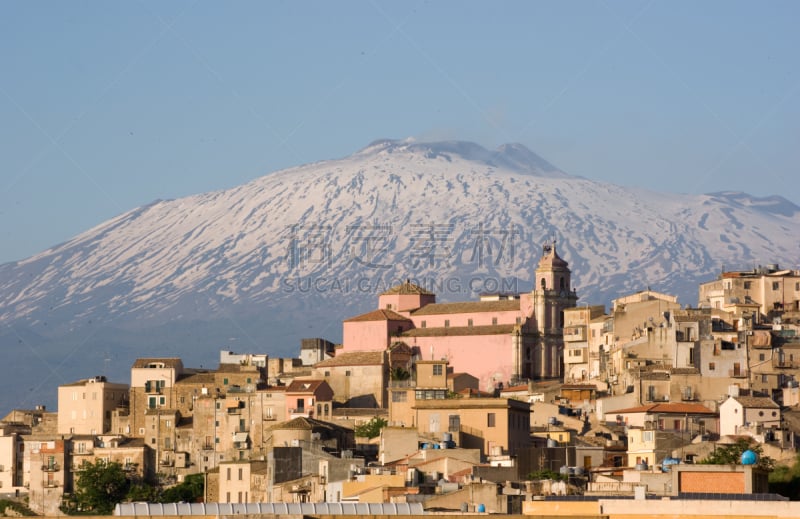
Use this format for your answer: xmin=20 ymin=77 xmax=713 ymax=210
xmin=57 ymin=376 xmax=128 ymax=435
xmin=699 ymin=264 xmax=800 ymax=321
xmin=719 ymin=395 xmax=781 ymax=437
xmin=26 ymin=437 xmax=68 ymax=516
xmin=563 ymin=305 xmax=606 ymax=383
xmin=312 ymin=351 xmax=388 ymax=408
xmin=284 ymin=379 xmax=334 ymax=421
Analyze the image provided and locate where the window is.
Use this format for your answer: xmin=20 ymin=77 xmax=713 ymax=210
xmin=324 ymin=371 xmax=330 ymax=377
xmin=238 ymin=468 xmax=243 ymax=480
xmin=516 ymin=317 xmax=521 ymax=325
xmin=345 ymin=370 xmax=351 ymax=377
xmin=386 ymin=303 xmax=393 ymax=310
xmin=709 ymin=362 xmax=715 ymax=371
xmin=492 ymin=317 xmax=498 ymax=325
xmin=449 ymin=415 xmax=460 ymax=433
xmin=759 ymin=353 xmax=765 ymax=361
xmin=421 ymin=320 xmax=427 ymax=328
xmin=468 ymin=319 xmax=473 ymax=327
xmin=223 ymin=378 xmax=229 ymax=385
xmin=392 ymin=391 xmax=407 ymax=402
xmin=487 ymin=413 xmax=496 ymax=427
xmin=444 ymin=320 xmax=450 ymax=328
xmin=773 ymin=282 xmax=780 ymax=290
xmin=433 ymin=364 xmax=443 ymax=376
xmin=744 ymin=281 xmax=752 ymax=290
xmin=762 ymin=374 xmax=769 ymax=383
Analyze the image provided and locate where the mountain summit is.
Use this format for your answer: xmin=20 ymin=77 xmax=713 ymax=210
xmin=0 ymin=140 xmax=798 ymax=412
xmin=356 ymin=139 xmax=568 ymax=177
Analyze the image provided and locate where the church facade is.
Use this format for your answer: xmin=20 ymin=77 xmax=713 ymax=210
xmin=339 ymin=242 xmax=579 ymax=390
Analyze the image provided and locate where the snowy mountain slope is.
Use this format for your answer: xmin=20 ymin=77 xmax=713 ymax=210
xmin=1 ymin=139 xmax=798 ymax=333
xmin=0 ymin=139 xmax=798 ymax=413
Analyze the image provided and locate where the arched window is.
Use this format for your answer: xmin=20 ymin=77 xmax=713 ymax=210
xmin=559 ymin=277 xmax=565 ymax=290
xmin=540 ymin=278 xmax=546 ymax=290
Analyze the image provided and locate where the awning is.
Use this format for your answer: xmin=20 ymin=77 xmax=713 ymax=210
xmin=226 ymin=400 xmax=241 ymax=409
xmin=233 ymin=432 xmax=248 ymax=443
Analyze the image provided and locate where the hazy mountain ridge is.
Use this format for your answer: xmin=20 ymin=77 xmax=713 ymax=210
xmin=0 ymin=140 xmax=798 ymax=413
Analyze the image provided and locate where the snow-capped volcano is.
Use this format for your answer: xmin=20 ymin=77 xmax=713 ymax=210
xmin=0 ymin=139 xmax=798 ymax=413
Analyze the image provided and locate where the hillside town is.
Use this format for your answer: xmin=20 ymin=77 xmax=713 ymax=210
xmin=3 ymin=243 xmax=800 ymax=517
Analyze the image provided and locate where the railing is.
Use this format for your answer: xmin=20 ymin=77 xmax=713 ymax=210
xmin=44 ymin=480 xmax=60 ymax=488
xmin=389 ymin=379 xmax=416 ymax=388
xmin=42 ymin=463 xmax=60 ymax=472
xmin=729 ymin=369 xmax=749 ymax=378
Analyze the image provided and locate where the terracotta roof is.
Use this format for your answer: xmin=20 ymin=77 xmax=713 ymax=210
xmin=344 ymin=309 xmax=411 ymax=322
xmin=401 ymin=324 xmax=516 ymax=338
xmin=731 ymin=396 xmax=780 ymax=409
xmin=501 ymin=384 xmax=530 ymax=393
xmin=285 ymin=379 xmax=327 ymax=393
xmin=561 ymin=384 xmax=597 ymax=390
xmin=670 ymin=367 xmax=700 ymax=375
xmin=411 ymin=299 xmax=520 ymax=316
xmin=314 ymin=351 xmax=385 ymax=367
xmin=176 ymin=372 xmax=216 ymax=384
xmin=132 ymin=358 xmax=183 ymax=369
xmin=270 ymin=417 xmax=313 ymax=431
xmin=613 ymin=403 xmax=716 ymax=415
xmin=640 ymin=372 xmax=670 ymax=381
xmin=381 ymin=281 xmax=435 ymax=296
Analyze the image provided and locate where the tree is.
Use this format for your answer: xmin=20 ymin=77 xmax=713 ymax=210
xmin=390 ymin=366 xmax=411 ymax=381
xmin=63 ymin=459 xmax=130 ymax=515
xmin=769 ymin=453 xmax=800 ymax=500
xmin=159 ymin=474 xmax=205 ymax=503
xmin=354 ymin=416 xmax=388 ymax=439
xmin=699 ymin=438 xmax=775 ymax=471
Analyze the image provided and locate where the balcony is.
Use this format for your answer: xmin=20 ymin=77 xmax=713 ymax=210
xmin=729 ymin=369 xmax=749 ymax=378
xmin=42 ymin=463 xmax=60 ymax=472
xmin=44 ymin=480 xmax=60 ymax=488
xmin=389 ymin=379 xmax=416 ymax=389
xmin=160 ymin=459 xmax=174 ymax=467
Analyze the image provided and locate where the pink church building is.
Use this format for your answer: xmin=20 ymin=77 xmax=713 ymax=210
xmin=340 ymin=242 xmax=579 ymax=390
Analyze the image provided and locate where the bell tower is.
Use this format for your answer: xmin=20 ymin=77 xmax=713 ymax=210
xmin=532 ymin=240 xmax=578 ymax=378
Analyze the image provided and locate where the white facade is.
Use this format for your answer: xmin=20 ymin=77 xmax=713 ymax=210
xmin=719 ymin=395 xmax=781 ymax=436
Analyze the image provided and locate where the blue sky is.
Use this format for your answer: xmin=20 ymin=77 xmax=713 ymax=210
xmin=1 ymin=1 xmax=798 ymax=264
